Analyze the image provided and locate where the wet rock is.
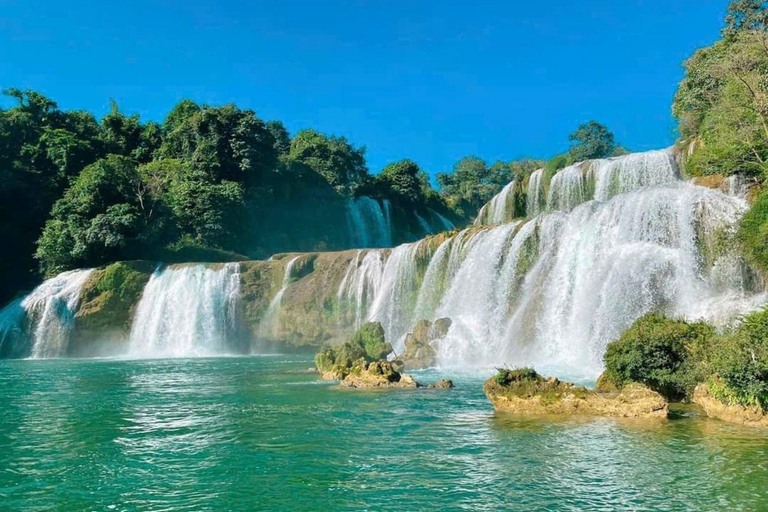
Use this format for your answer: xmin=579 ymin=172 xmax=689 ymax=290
xmin=402 ymin=318 xmax=452 ymax=370
xmin=340 ymin=359 xmax=421 ymax=389
xmin=428 ymin=379 xmax=454 ymax=389
xmin=693 ymin=382 xmax=768 ymax=427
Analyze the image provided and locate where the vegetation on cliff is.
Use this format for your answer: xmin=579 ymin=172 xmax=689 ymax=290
xmin=602 ymin=308 xmax=768 ymax=417
xmin=674 ymin=1 xmax=768 ymax=180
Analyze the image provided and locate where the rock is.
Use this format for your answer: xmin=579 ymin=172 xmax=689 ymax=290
xmin=339 ymin=359 xmax=421 ymax=389
xmin=595 ymin=371 xmax=620 ymax=393
xmin=693 ymin=382 xmax=768 ymax=427
xmin=402 ymin=318 xmax=452 ymax=370
xmin=484 ymin=369 xmax=668 ymax=418
xmin=428 ymin=379 xmax=454 ymax=389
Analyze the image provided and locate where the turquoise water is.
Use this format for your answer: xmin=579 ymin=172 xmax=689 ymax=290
xmin=2 ymin=356 xmax=768 ymax=511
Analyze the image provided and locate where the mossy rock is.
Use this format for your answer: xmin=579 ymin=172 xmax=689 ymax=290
xmin=76 ymin=261 xmax=155 ymax=331
xmin=402 ymin=318 xmax=451 ymax=370
xmin=485 ymin=368 xmax=668 ymax=418
xmin=315 ymin=322 xmax=392 ymax=378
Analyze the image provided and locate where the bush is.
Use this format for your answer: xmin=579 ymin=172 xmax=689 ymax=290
xmin=314 ymin=322 xmax=392 ymax=377
xmin=738 ymin=190 xmax=768 ymax=274
xmin=709 ymin=308 xmax=768 ymax=408
xmin=493 ymin=367 xmax=541 ymax=386
xmin=349 ymin=322 xmax=391 ymax=360
xmin=603 ymin=313 xmax=713 ymax=401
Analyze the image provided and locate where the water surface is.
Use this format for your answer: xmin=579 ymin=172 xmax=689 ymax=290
xmin=1 ymin=356 xmax=767 ymax=511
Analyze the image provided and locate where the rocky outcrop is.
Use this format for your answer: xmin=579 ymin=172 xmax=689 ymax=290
xmin=339 ymin=359 xmax=421 ymax=389
xmin=401 ymin=318 xmax=451 ymax=369
xmin=315 ymin=322 xmax=454 ymax=390
xmin=70 ymin=261 xmax=155 ymax=356
xmin=428 ymin=379 xmax=454 ymax=389
xmin=595 ymin=371 xmax=620 ymax=393
xmin=484 ymin=369 xmax=668 ymax=418
xmin=693 ymin=382 xmax=768 ymax=427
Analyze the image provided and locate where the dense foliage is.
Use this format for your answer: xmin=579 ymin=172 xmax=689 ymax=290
xmin=436 ymin=157 xmax=543 ymax=218
xmin=674 ymin=3 xmax=768 ymax=178
xmin=603 ymin=307 xmax=768 ymax=409
xmin=709 ymin=308 xmax=768 ymax=408
xmin=738 ymin=188 xmax=768 ymax=272
xmin=0 ymin=90 xmax=466 ymax=302
xmin=603 ymin=313 xmax=713 ymax=401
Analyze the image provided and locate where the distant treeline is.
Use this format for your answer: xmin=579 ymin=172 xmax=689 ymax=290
xmin=0 ymin=84 xmax=628 ymax=303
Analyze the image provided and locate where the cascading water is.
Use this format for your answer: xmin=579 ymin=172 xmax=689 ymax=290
xmin=526 ymin=168 xmax=545 ymax=217
xmin=337 ymin=149 xmax=766 ymax=378
xmin=546 ymin=149 xmax=679 ymax=213
xmin=475 ymin=181 xmax=516 ymax=225
xmin=337 ymin=250 xmax=388 ymax=329
xmin=0 ymin=269 xmax=94 ymax=358
xmin=346 ymin=196 xmax=393 ymax=248
xmin=128 ymin=263 xmax=241 ymax=358
xmin=259 ymin=256 xmax=300 ymax=338
xmin=414 ymin=211 xmax=433 ymax=235
xmin=430 ymin=209 xmax=456 ymax=231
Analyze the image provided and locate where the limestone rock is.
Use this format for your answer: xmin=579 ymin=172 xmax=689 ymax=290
xmin=484 ymin=369 xmax=668 ymax=418
xmin=402 ymin=318 xmax=452 ymax=370
xmin=428 ymin=379 xmax=454 ymax=389
xmin=340 ymin=359 xmax=421 ymax=389
xmin=595 ymin=372 xmax=620 ymax=393
xmin=693 ymin=382 xmax=768 ymax=427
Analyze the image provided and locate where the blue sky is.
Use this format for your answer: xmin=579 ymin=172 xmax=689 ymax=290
xmin=0 ymin=0 xmax=728 ymax=177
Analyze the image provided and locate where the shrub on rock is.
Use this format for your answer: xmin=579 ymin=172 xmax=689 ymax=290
xmin=709 ymin=309 xmax=768 ymax=409
xmin=602 ymin=313 xmax=712 ymax=401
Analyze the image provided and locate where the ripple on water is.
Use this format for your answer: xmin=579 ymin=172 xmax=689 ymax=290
xmin=1 ymin=356 xmax=768 ymax=511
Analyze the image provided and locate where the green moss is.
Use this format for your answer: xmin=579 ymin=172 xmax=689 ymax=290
xmin=603 ymin=313 xmax=713 ymax=401
xmin=315 ymin=322 xmax=393 ymax=377
xmin=738 ymin=189 xmax=768 ymax=275
xmin=76 ymin=261 xmax=155 ymax=330
xmin=488 ymin=367 xmax=591 ymax=404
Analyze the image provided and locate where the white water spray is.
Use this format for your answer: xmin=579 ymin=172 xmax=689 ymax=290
xmin=128 ymin=263 xmax=241 ymax=358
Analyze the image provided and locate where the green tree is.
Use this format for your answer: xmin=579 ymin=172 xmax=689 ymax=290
xmin=266 ymin=120 xmax=291 ymax=157
xmin=377 ymin=159 xmax=424 ymax=202
xmin=35 ymin=155 xmax=150 ymax=276
xmin=723 ymin=0 xmax=768 ymax=37
xmin=603 ymin=313 xmax=713 ymax=401
xmin=288 ymin=129 xmax=368 ymax=194
xmin=160 ymin=102 xmax=277 ymax=187
xmin=568 ymin=121 xmax=616 ymax=162
xmin=0 ymin=89 xmax=105 ymax=301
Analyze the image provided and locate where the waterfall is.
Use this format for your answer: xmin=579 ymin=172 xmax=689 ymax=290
xmin=0 ymin=269 xmax=95 ymax=359
xmin=414 ymin=211 xmax=433 ymax=235
xmin=347 ymin=196 xmax=393 ymax=248
xmin=429 ymin=209 xmax=455 ymax=231
xmin=526 ymin=168 xmax=545 ymax=217
xmin=546 ymin=149 xmax=678 ymax=213
xmin=337 ymin=250 xmax=388 ymax=329
xmin=259 ymin=256 xmax=300 ymax=338
xmin=333 ymin=149 xmax=766 ymax=378
xmin=0 ymin=299 xmax=25 ymax=357
xmin=474 ymin=181 xmax=516 ymax=225
xmin=366 ymin=241 xmax=426 ymax=349
xmin=128 ymin=263 xmax=241 ymax=358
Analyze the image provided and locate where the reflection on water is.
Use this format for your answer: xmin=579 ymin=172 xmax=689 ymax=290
xmin=1 ymin=357 xmax=767 ymax=511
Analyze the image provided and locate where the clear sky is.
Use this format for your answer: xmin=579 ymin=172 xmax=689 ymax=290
xmin=0 ymin=0 xmax=730 ymax=177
